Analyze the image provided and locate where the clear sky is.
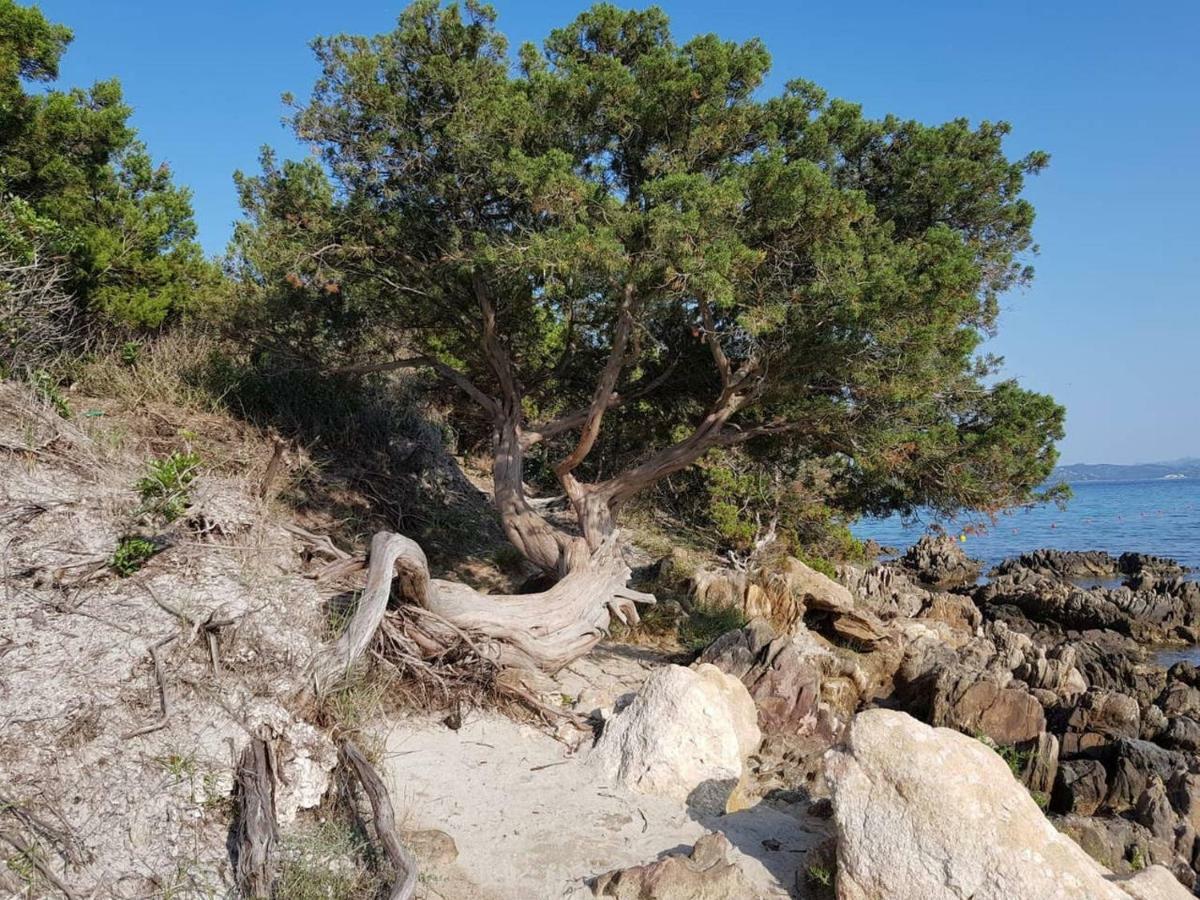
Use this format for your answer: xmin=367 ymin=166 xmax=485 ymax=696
xmin=36 ymin=0 xmax=1200 ymax=465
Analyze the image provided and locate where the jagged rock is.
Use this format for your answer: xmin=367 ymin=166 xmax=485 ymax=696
xmin=1054 ymin=814 xmax=1191 ymax=892
xmin=1161 ymin=716 xmax=1200 ymax=753
xmin=929 ymin=670 xmax=1046 ymax=745
xmin=696 ymin=619 xmax=828 ymax=736
xmin=1023 ymin=731 xmax=1060 ymax=795
xmin=826 ymin=709 xmax=1164 ymax=899
xmin=917 ymin=590 xmax=983 ymax=639
xmin=1017 ymin=643 xmax=1088 ymax=701
xmin=991 ymin=549 xmax=1120 ymax=580
xmin=1061 ymin=690 xmax=1141 ymax=755
xmin=901 ymin=533 xmax=982 ymax=589
xmin=1158 ymin=680 xmax=1200 ymax=719
xmin=779 ymin=557 xmax=890 ymax=646
xmin=978 ymin=570 xmax=1200 ymax=643
xmin=590 ymin=832 xmax=755 ymax=899
xmin=1099 ymin=739 xmax=1197 ymax=814
xmin=1053 ymin=758 xmax=1110 ymax=816
xmin=589 ymin=664 xmax=760 ymax=811
xmin=839 ymin=563 xmax=929 ymax=619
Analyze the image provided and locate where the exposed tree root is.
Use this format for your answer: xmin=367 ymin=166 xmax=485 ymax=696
xmin=234 ymin=735 xmax=278 ymax=900
xmin=339 ymin=740 xmax=419 ymax=900
xmin=309 ymin=529 xmax=655 ymax=697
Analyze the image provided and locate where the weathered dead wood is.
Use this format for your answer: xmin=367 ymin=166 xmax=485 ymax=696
xmin=258 ymin=432 xmax=288 ymax=499
xmin=234 ymin=735 xmax=278 ymax=900
xmin=120 ymin=633 xmax=177 ymax=740
xmin=339 ymin=740 xmax=418 ymax=900
xmin=309 ymin=529 xmax=655 ymax=696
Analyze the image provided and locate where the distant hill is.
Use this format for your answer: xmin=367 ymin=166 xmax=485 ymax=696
xmin=1051 ymin=458 xmax=1200 ymax=483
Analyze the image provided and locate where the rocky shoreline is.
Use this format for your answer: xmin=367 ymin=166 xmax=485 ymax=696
xmin=640 ymin=533 xmax=1200 ymax=895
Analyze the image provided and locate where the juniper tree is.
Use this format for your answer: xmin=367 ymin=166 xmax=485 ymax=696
xmin=234 ymin=2 xmax=1065 ymax=669
xmin=0 ymin=0 xmax=210 ymax=330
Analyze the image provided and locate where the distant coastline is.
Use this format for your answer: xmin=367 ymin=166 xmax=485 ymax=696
xmin=1051 ymin=457 xmax=1200 ymax=484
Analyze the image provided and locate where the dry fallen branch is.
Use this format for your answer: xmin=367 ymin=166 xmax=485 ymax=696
xmin=0 ymin=828 xmax=81 ymax=900
xmin=339 ymin=740 xmax=418 ymax=900
xmin=234 ymin=735 xmax=278 ymax=900
xmin=120 ymin=633 xmax=177 ymax=740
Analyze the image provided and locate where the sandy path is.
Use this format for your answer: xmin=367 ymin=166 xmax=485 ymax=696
xmin=378 ymin=708 xmax=826 ymax=899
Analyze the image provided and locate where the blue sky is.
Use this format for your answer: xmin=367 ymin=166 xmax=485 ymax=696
xmin=37 ymin=0 xmax=1199 ymax=465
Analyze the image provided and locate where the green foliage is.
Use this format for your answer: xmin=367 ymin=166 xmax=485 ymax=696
xmin=226 ymin=1 xmax=1064 ymax=531
xmin=110 ymin=535 xmax=157 ymax=576
xmin=1031 ymin=790 xmax=1049 ymax=810
xmin=119 ymin=340 xmax=141 ymax=366
xmin=806 ymin=863 xmax=834 ymax=887
xmin=136 ymin=450 xmax=200 ymax=522
xmin=1130 ymin=845 xmax=1146 ymax=871
xmin=29 ymin=368 xmax=69 ymax=417
xmin=797 ymin=553 xmax=837 ymax=580
xmin=975 ymin=732 xmax=1031 ymax=778
xmin=0 ymin=0 xmax=213 ymax=331
xmin=679 ymin=603 xmax=747 ymax=653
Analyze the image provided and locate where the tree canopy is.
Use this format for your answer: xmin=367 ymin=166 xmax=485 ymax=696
xmin=0 ymin=0 xmax=209 ymax=330
xmin=230 ymin=0 xmax=1065 ymax=569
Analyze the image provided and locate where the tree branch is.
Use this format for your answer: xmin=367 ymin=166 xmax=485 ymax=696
xmin=554 ymin=282 xmax=635 ymax=479
xmin=328 ymin=356 xmax=499 ymax=418
xmin=521 ymin=359 xmax=677 ymax=449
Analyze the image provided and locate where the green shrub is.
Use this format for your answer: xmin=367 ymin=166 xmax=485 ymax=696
xmin=29 ymin=369 xmax=70 ymax=418
xmin=110 ymin=536 xmax=158 ymax=576
xmin=797 ymin=553 xmax=838 ymax=580
xmin=136 ymin=451 xmax=201 ymax=521
xmin=679 ymin=604 xmax=747 ymax=653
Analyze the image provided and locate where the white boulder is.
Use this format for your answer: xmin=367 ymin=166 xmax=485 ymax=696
xmin=826 ymin=708 xmax=1190 ymax=899
xmin=590 ymin=663 xmax=760 ymax=809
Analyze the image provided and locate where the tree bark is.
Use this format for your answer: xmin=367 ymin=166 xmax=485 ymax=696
xmin=310 ymin=528 xmax=653 ymax=681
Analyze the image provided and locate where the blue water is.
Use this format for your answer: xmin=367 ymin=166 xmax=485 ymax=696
xmin=853 ymin=479 xmax=1200 ymax=572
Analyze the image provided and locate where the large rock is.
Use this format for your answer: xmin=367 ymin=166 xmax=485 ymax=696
xmin=929 ymin=671 xmax=1046 ymax=745
xmin=590 ymin=832 xmax=754 ymax=899
xmin=696 ymin=619 xmax=827 ymax=736
xmin=589 ymin=664 xmax=760 ymax=810
xmin=826 ymin=709 xmax=1186 ymax=899
xmin=902 ymin=533 xmax=982 ymax=590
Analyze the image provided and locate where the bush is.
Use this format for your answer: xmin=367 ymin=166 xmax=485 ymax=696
xmin=136 ymin=451 xmax=201 ymax=522
xmin=110 ymin=536 xmax=158 ymax=576
xmin=679 ymin=604 xmax=747 ymax=653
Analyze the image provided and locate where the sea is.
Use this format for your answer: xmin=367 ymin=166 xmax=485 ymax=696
xmin=853 ymin=479 xmax=1200 ymax=574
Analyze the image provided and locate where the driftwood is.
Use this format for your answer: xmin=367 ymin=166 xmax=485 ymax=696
xmin=309 ymin=530 xmax=654 ymax=695
xmin=234 ymin=736 xmax=278 ymax=899
xmin=340 ymin=740 xmax=418 ymax=900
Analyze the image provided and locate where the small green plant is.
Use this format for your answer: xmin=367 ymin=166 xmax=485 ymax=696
xmin=806 ymin=862 xmax=834 ymax=888
xmin=1031 ymin=790 xmax=1049 ymax=810
xmin=136 ymin=450 xmax=201 ymax=521
xmin=679 ymin=604 xmax=747 ymax=653
xmin=973 ymin=732 xmax=1031 ymax=778
xmin=156 ymin=752 xmax=197 ymax=781
xmin=120 ymin=340 xmax=142 ymax=366
xmin=1130 ymin=845 xmax=1146 ymax=871
xmin=110 ymin=536 xmax=158 ymax=576
xmin=29 ymin=368 xmax=70 ymax=418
